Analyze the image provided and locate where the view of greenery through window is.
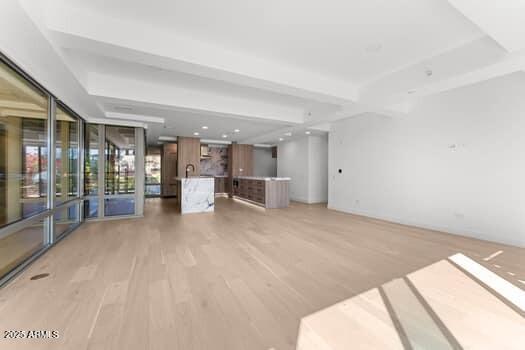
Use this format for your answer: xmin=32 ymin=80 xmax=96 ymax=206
xmin=104 ymin=126 xmax=136 ymax=216
xmin=105 ymin=142 xmax=135 ymax=194
xmin=145 ymin=149 xmax=161 ymax=196
xmin=84 ymin=124 xmax=99 ymax=218
xmin=21 ymin=120 xmax=47 ymax=201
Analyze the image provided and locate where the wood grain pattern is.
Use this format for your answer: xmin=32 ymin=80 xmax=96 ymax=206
xmin=228 ymin=144 xmax=253 ymax=177
xmin=408 ymin=260 xmax=525 ymax=349
xmin=161 ymin=143 xmax=178 ymax=197
xmin=177 ymin=137 xmax=200 ymax=178
xmin=233 ymin=178 xmax=289 ymax=208
xmin=228 ymin=144 xmax=253 ymax=198
xmin=265 ymin=180 xmax=289 ymax=208
xmin=0 ymin=198 xmax=523 ymax=350
xmin=214 ymin=177 xmax=228 ymax=194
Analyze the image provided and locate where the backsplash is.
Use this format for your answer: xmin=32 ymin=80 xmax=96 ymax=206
xmin=200 ymin=146 xmax=228 ymax=176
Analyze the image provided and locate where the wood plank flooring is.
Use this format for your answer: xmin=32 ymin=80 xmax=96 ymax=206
xmin=0 ymin=197 xmax=523 ymax=350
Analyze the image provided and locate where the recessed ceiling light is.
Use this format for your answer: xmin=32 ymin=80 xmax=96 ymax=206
xmin=279 ymin=138 xmax=284 ymax=141
xmin=305 ymin=131 xmax=311 ymax=135
xmin=202 ymin=126 xmax=208 ymax=129
xmin=193 ymin=132 xmax=200 ymax=136
xmin=222 ymin=134 xmax=228 ymax=138
xmin=234 ymin=129 xmax=240 ymax=133
xmin=284 ymin=132 xmax=292 ymax=136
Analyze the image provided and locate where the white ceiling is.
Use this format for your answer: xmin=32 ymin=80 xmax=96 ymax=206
xmin=61 ymin=0 xmax=484 ymax=83
xmin=98 ymin=97 xmax=294 ymax=143
xmin=12 ymin=0 xmax=525 ymax=145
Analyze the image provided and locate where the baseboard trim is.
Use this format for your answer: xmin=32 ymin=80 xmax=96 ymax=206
xmin=327 ymin=204 xmax=524 ymax=248
xmin=292 ymin=197 xmax=328 ymax=204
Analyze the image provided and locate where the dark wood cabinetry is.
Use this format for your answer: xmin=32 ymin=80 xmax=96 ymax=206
xmin=177 ymin=137 xmax=200 ymax=177
xmin=228 ymin=144 xmax=253 ymax=177
xmin=162 ymin=137 xmax=201 ymax=197
xmin=232 ymin=178 xmax=289 ymax=208
xmin=214 ymin=177 xmax=229 ymax=194
xmin=162 ymin=143 xmax=178 ymax=197
xmin=233 ymin=178 xmax=265 ymax=204
xmin=227 ymin=144 xmax=253 ymax=196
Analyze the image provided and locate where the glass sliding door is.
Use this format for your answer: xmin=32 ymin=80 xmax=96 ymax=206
xmin=104 ymin=126 xmax=136 ymax=217
xmin=145 ymin=147 xmax=161 ymax=196
xmin=84 ymin=123 xmax=99 ymax=218
xmin=55 ymin=105 xmax=79 ymax=205
xmin=83 ymin=124 xmax=144 ymax=219
xmin=53 ymin=105 xmax=80 ymax=240
xmin=0 ymin=59 xmax=49 ymax=279
xmin=54 ymin=202 xmax=80 ymax=240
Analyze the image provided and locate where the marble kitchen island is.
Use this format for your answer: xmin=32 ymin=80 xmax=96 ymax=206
xmin=176 ymin=177 xmax=215 ymax=214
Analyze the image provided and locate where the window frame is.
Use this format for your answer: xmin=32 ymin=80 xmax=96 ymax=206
xmin=0 ymin=52 xmax=85 ymax=286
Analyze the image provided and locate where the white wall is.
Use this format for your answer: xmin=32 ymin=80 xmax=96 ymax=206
xmin=278 ymin=137 xmax=310 ymax=202
xmin=308 ymin=135 xmax=328 ymax=203
xmin=278 ymin=135 xmax=328 ymax=203
xmin=329 ymin=73 xmax=525 ymax=247
xmin=253 ymin=147 xmax=277 ymax=177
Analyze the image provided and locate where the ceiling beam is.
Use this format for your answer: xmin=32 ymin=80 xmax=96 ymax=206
xmin=86 ymin=72 xmax=306 ymax=125
xmin=87 ymin=117 xmax=148 ymax=128
xmin=406 ymin=50 xmax=525 ymax=98
xmin=241 ymin=103 xmax=372 ymax=144
xmin=448 ymin=0 xmax=525 ymax=53
xmin=43 ymin=3 xmax=358 ymax=106
xmin=105 ymin=112 xmax=165 ymax=124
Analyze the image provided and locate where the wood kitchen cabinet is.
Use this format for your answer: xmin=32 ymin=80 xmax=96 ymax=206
xmin=177 ymin=136 xmax=201 ymax=177
xmin=162 ymin=143 xmax=178 ymax=197
xmin=232 ymin=177 xmax=289 ymax=208
xmin=214 ymin=177 xmax=229 ymax=194
xmin=227 ymin=144 xmax=253 ymax=196
xmin=228 ymin=144 xmax=253 ymax=177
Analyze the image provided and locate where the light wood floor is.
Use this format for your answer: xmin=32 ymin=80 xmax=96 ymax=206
xmin=0 ymin=198 xmax=523 ymax=350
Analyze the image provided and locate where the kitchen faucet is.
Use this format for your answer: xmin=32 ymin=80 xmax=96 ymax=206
xmin=185 ymin=163 xmax=195 ymax=178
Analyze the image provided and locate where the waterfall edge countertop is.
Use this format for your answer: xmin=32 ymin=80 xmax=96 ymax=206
xmin=233 ymin=176 xmax=291 ymax=181
xmin=175 ymin=177 xmax=214 ymax=214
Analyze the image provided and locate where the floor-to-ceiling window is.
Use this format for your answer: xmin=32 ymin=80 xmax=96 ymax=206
xmin=84 ymin=124 xmax=99 ymax=218
xmin=0 ymin=55 xmax=83 ymax=283
xmin=55 ymin=105 xmax=79 ymax=204
xmin=21 ymin=119 xmax=48 ymax=218
xmin=145 ymin=146 xmax=161 ymax=197
xmin=0 ymin=52 xmax=145 ymax=284
xmin=54 ymin=104 xmax=80 ymax=240
xmin=83 ymin=124 xmax=144 ymax=219
xmin=105 ymin=126 xmax=136 ymax=216
xmin=0 ymin=59 xmax=49 ymax=279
